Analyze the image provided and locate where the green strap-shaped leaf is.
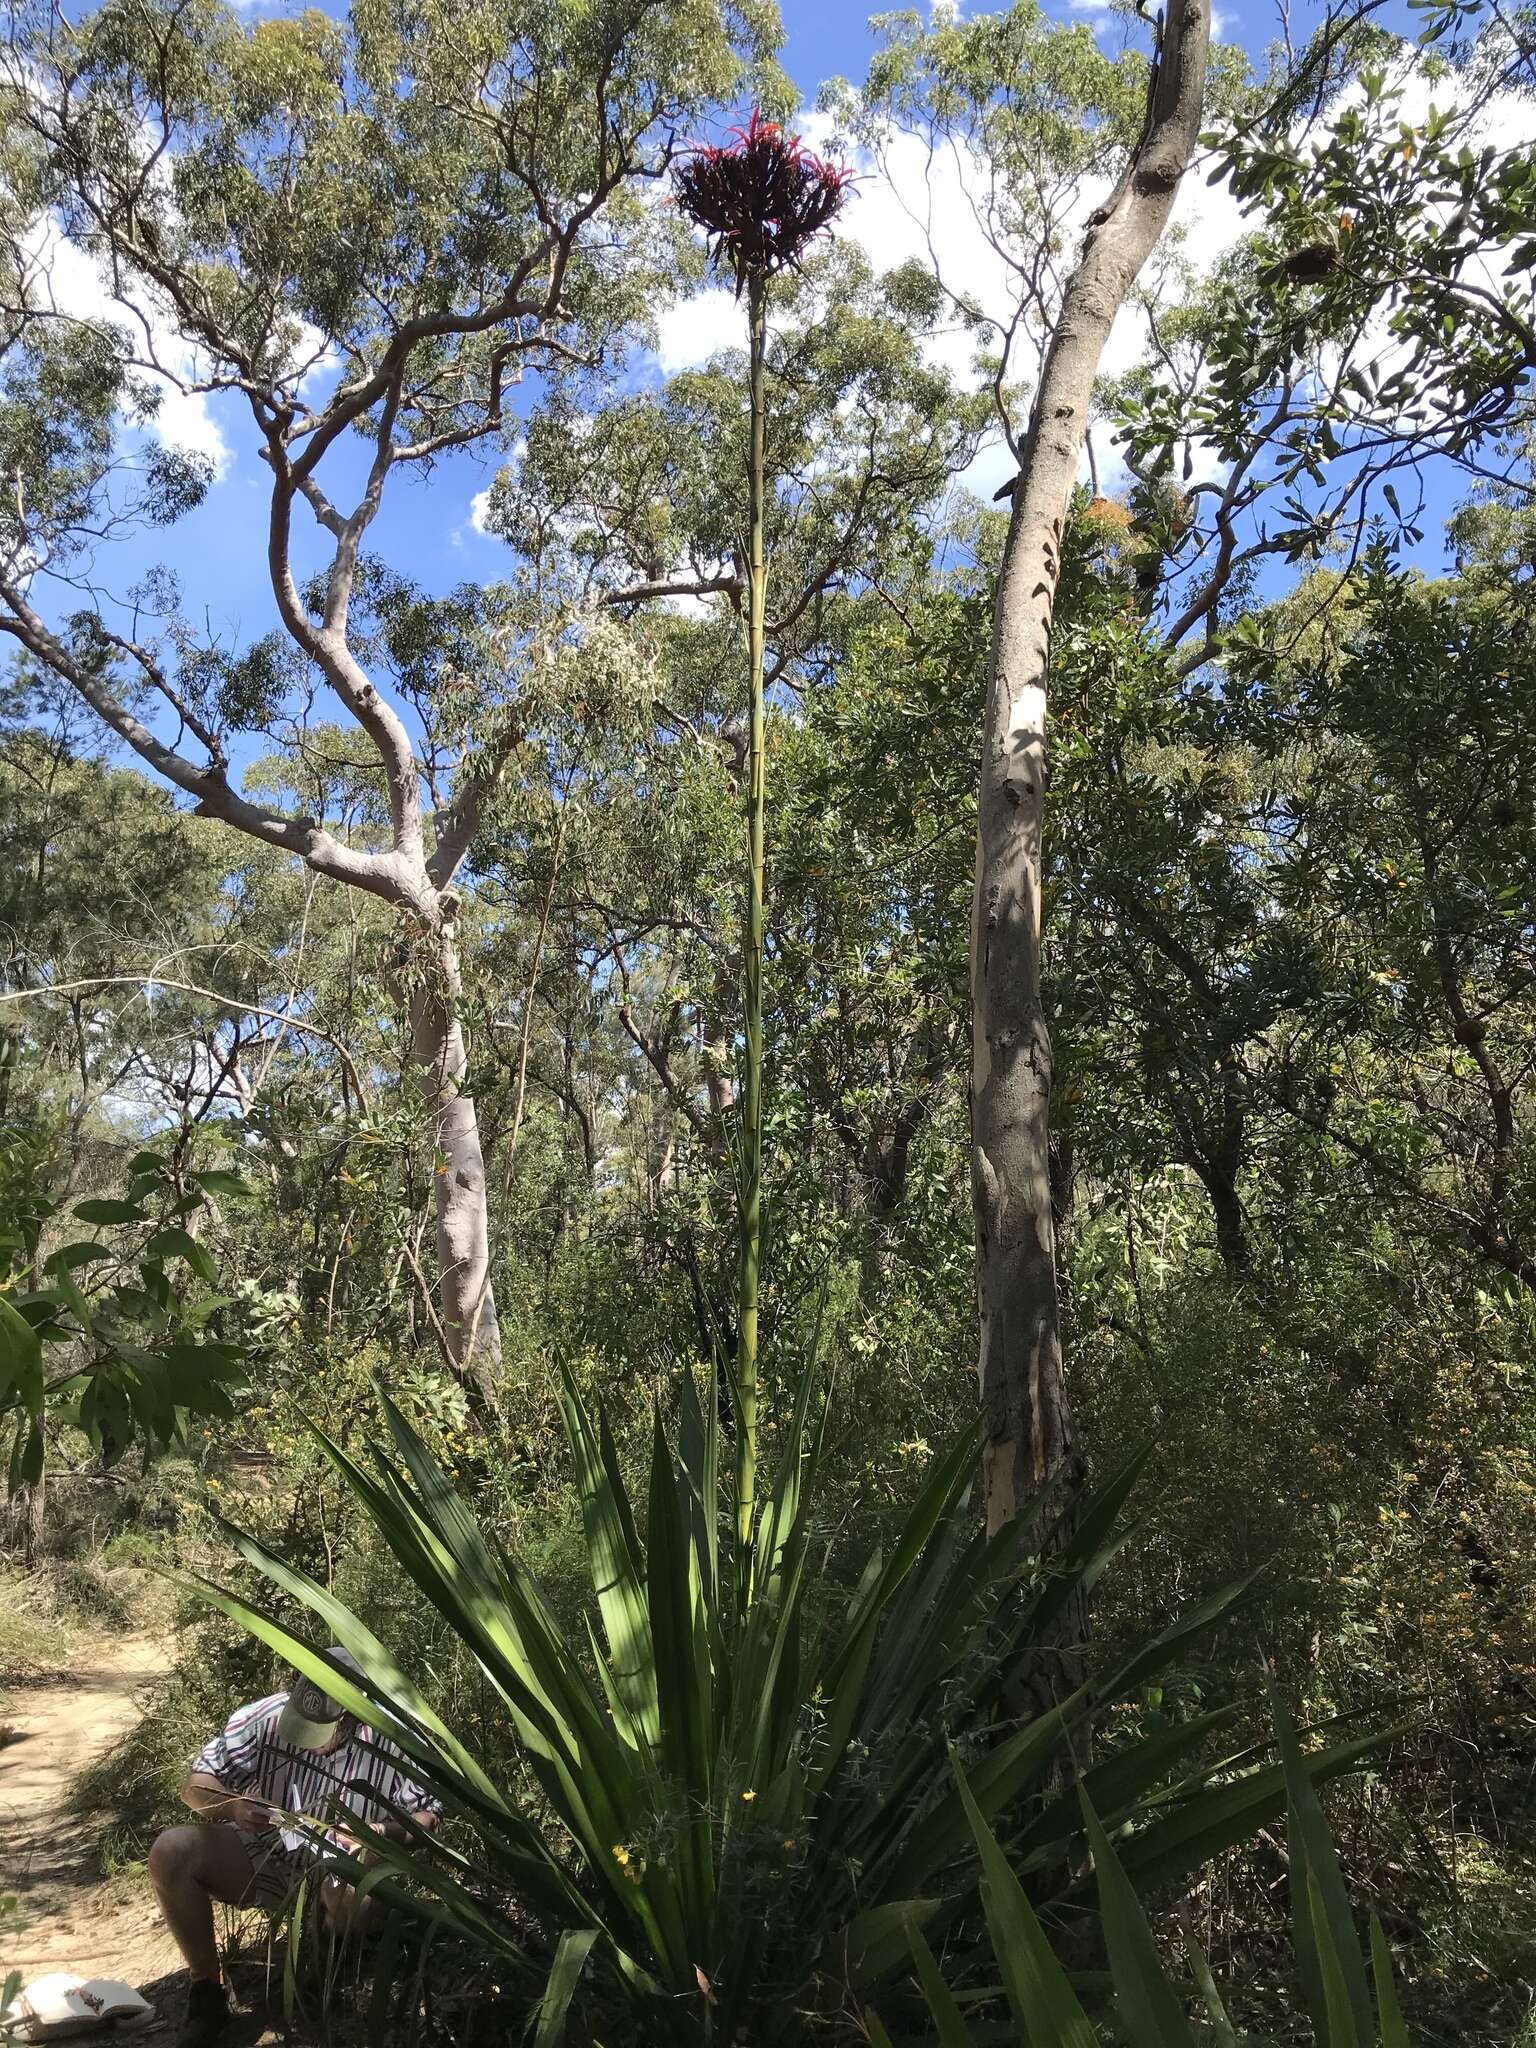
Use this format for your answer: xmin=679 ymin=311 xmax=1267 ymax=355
xmin=1016 ymin=1706 xmax=1242 ymax=1867
xmin=906 ymin=1916 xmax=977 ymax=2048
xmin=183 ymin=1566 xmax=586 ymax=1929
xmin=1368 ymin=1916 xmax=1409 ymax=2048
xmin=534 ymin=1928 xmax=600 ymax=2048
xmin=1272 ymin=1683 xmax=1373 ymax=2048
xmin=676 ymin=1362 xmax=719 ymax=1608
xmin=953 ymin=1752 xmax=1097 ymax=2048
xmin=837 ymin=1898 xmax=940 ymax=1989
xmin=282 ymin=1873 xmax=308 ymax=2024
xmin=1308 ymin=1870 xmax=1363 ymax=2048
xmin=830 ymin=1426 xmax=978 ymax=1675
xmin=1115 ymin=1724 xmax=1396 ymax=1896
xmin=1080 ymin=1791 xmax=1195 ymax=2048
xmin=1092 ymin=1569 xmax=1265 ymax=1706
xmin=557 ymin=1361 xmax=658 ymax=1741
xmin=893 ymin=1691 xmax=1087 ymax=1890
xmin=646 ymin=1408 xmax=714 ymax=1952
xmin=1184 ymin=1921 xmax=1238 ymax=2048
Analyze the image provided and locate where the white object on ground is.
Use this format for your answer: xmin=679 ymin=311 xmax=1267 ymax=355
xmin=2 ymin=1973 xmax=154 ymax=2039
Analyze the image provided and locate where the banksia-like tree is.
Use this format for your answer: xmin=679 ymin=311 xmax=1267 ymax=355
xmin=674 ymin=114 xmax=851 ymax=1580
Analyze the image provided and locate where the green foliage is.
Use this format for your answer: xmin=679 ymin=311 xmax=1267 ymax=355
xmin=1114 ymin=8 xmax=1536 ymax=591
xmin=881 ymin=1705 xmax=1409 ymax=2048
xmin=1 ymin=4 xmax=1533 ymax=2040
xmin=196 ymin=1369 xmax=1391 ymax=2045
xmin=0 ymin=1125 xmax=251 ymax=1485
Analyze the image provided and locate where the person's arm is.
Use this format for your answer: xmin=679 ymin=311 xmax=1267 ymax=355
xmin=184 ymin=1699 xmax=282 ymax=1831
xmin=180 ymin=1769 xmax=276 ymax=1832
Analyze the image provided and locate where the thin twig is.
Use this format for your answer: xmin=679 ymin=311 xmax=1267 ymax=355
xmin=0 ymin=975 xmax=371 ymax=1113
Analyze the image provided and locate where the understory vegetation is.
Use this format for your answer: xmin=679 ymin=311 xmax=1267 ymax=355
xmin=3 ymin=0 xmax=1536 ymax=2040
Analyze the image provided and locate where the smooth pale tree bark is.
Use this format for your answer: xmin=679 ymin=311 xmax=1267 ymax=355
xmin=0 ymin=570 xmax=516 ymax=1390
xmin=973 ymin=0 xmax=1212 ymax=1533
xmin=405 ymin=912 xmax=501 ymax=1403
xmin=0 ymin=458 xmax=736 ymax=1402
xmin=1 ymin=1 xmax=773 ymax=1405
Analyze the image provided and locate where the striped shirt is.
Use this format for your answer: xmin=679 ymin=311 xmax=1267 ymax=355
xmin=193 ymin=1693 xmax=443 ymax=1852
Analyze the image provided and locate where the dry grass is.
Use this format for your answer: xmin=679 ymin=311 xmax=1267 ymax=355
xmin=0 ymin=1573 xmax=77 ymax=1687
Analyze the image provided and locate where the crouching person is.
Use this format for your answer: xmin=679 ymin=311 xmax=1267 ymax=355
xmin=148 ymin=1647 xmax=442 ymax=2047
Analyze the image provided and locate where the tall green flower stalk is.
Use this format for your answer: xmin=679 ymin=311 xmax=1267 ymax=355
xmin=738 ymin=263 xmax=767 ymax=1552
xmin=674 ymin=112 xmax=851 ymax=1576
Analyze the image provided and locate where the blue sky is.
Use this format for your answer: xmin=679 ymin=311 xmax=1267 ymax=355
xmin=87 ymin=6 xmax=1237 ymax=622
xmin=39 ymin=0 xmax=1452 ymax=732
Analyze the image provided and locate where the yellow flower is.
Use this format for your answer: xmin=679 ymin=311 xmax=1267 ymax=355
xmin=741 ymin=1789 xmax=756 ymax=1803
xmin=612 ymin=1845 xmax=630 ymax=1867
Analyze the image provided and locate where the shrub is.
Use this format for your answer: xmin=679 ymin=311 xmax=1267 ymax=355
xmin=878 ymin=1695 xmax=1409 ymax=2048
xmin=198 ymin=1366 xmax=1387 ymax=2045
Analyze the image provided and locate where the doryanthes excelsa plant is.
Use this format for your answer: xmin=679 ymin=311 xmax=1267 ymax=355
xmin=673 ymin=111 xmax=853 ymax=1583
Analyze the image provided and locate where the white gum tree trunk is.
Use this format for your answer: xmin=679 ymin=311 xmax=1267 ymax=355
xmin=973 ymin=0 xmax=1213 ymax=1532
xmin=405 ymin=910 xmax=502 ymax=1402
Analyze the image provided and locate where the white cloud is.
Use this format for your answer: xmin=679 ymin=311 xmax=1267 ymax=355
xmin=462 ymin=434 xmax=526 ymax=542
xmin=20 ymin=214 xmax=231 ymax=476
xmin=649 ymin=36 xmax=1524 ymax=513
xmin=660 ymin=589 xmax=716 ymax=619
xmin=653 ymin=285 xmax=746 ymax=373
xmin=649 ymin=99 xmax=1256 ymax=506
xmin=945 ymin=425 xmax=1008 ymax=502
xmin=799 ymin=106 xmax=1248 ymax=499
xmin=291 ymin=327 xmax=341 ymax=397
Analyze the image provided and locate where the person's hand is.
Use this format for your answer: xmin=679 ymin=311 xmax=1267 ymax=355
xmin=223 ymin=1795 xmax=277 ymax=1832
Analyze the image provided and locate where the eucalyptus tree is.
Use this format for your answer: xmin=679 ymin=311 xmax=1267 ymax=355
xmin=968 ymin=0 xmax=1210 ymax=1533
xmin=848 ymin=0 xmax=1214 ymax=1529
xmin=0 ymin=0 xmax=776 ymax=1394
xmin=1122 ymin=7 xmax=1536 ymax=673
xmin=845 ymin=0 xmax=1536 ymax=1525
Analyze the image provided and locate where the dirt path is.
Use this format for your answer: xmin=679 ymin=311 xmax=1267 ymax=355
xmin=1 ymin=1634 xmax=179 ymax=1991
xmin=2 ymin=1640 xmax=306 ymax=2044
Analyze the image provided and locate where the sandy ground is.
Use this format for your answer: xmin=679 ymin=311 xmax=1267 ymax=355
xmin=2 ymin=1634 xmax=176 ymax=1991
xmin=1 ymin=1637 xmax=295 ymax=2042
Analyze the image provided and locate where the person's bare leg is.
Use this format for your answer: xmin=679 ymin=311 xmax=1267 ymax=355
xmin=319 ymin=1872 xmax=381 ymax=1937
xmin=147 ymin=1826 xmax=259 ymax=1981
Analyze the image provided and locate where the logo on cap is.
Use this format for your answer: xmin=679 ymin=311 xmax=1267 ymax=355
xmin=289 ymin=1673 xmax=343 ymax=1723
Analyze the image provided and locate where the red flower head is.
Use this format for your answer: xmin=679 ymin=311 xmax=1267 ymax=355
xmin=674 ymin=108 xmax=854 ymax=294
